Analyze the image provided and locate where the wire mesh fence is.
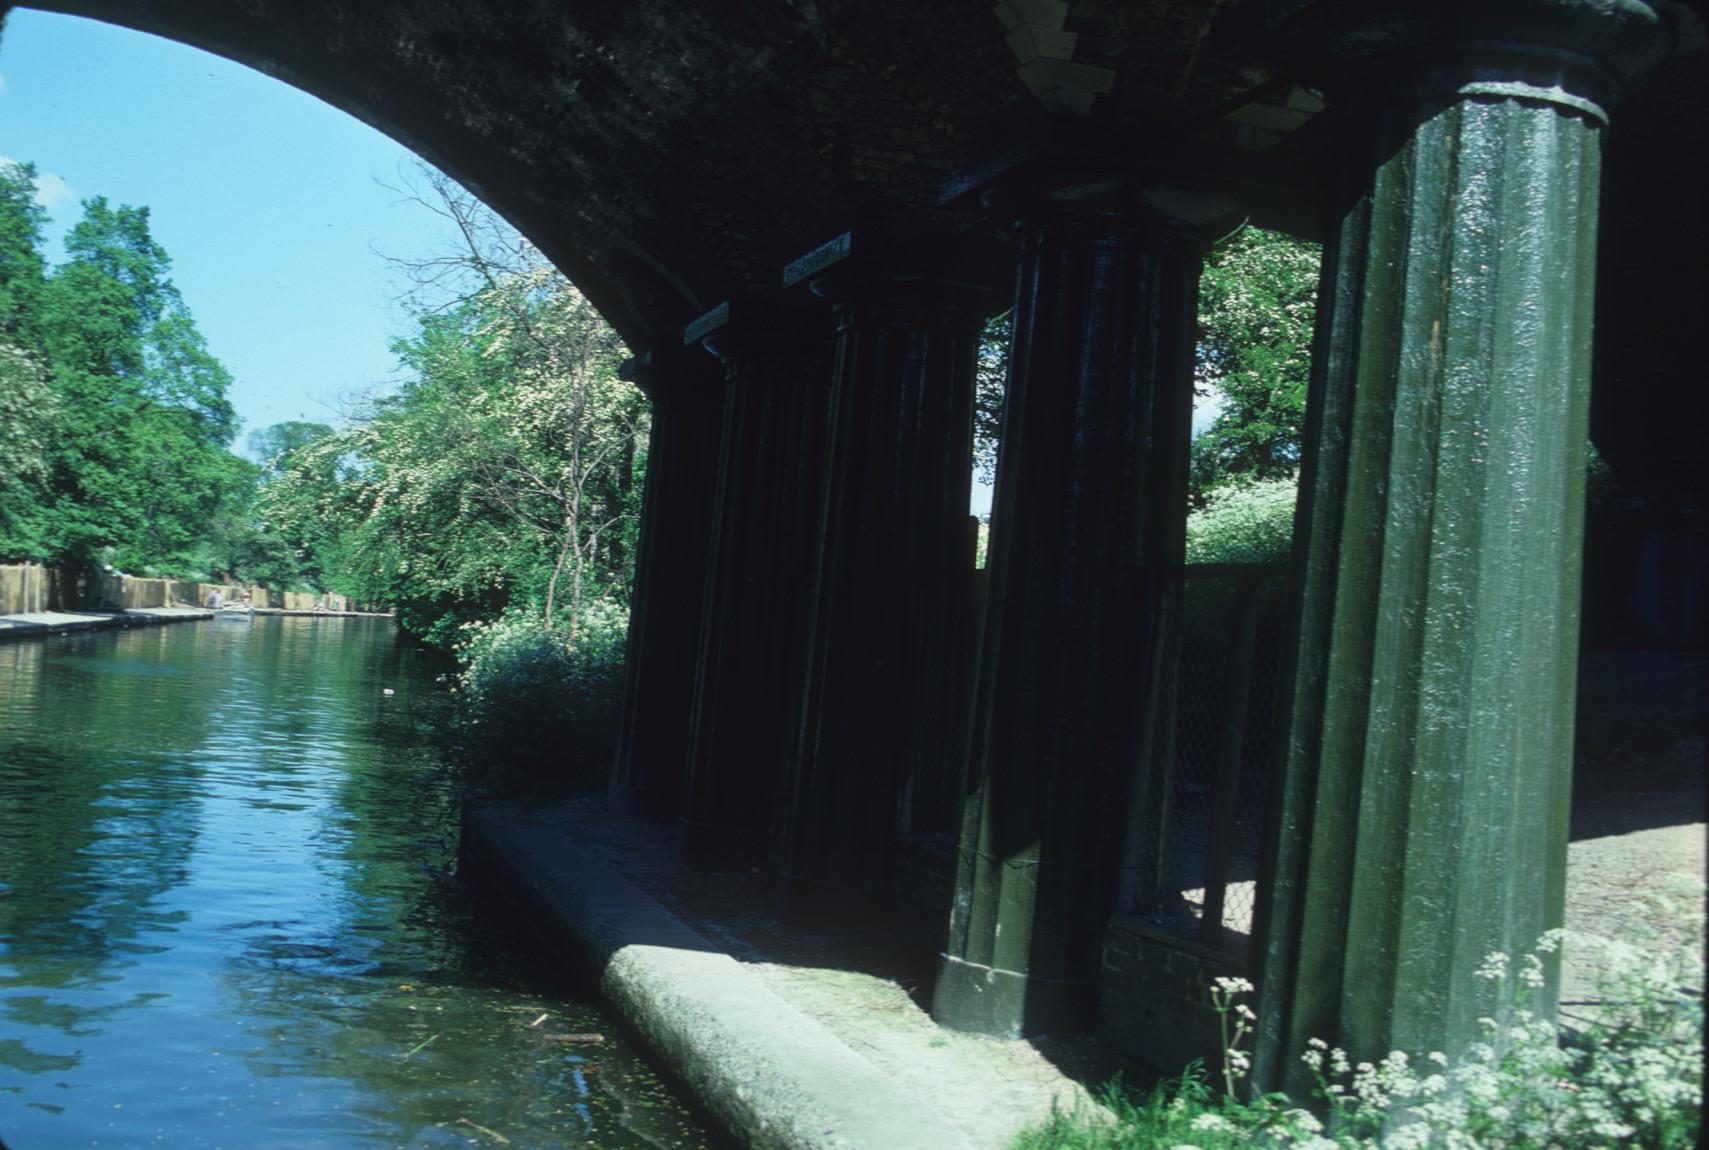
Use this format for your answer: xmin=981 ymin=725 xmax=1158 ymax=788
xmin=1137 ymin=563 xmax=1290 ymax=959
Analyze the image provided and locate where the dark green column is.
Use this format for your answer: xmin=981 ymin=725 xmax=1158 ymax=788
xmin=609 ymin=348 xmax=723 ymax=817
xmin=679 ymin=302 xmax=834 ymax=863
xmin=933 ymin=205 xmax=1200 ymax=1037
xmin=1254 ymin=0 xmax=1665 ymax=1094
xmin=775 ymin=250 xmax=984 ymax=919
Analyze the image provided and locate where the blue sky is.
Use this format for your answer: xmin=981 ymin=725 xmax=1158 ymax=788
xmin=0 ymin=9 xmax=466 ymax=454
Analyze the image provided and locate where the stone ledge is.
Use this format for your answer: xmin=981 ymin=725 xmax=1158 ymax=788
xmin=460 ymin=802 xmax=1095 ymax=1150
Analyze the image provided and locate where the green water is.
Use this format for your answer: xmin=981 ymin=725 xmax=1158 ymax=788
xmin=0 ymin=618 xmax=715 ymax=1149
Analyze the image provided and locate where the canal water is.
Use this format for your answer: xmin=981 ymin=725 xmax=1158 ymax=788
xmin=0 ymin=618 xmax=716 ymax=1149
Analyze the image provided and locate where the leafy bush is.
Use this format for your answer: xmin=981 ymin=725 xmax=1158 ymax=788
xmin=454 ymin=599 xmax=629 ymax=794
xmin=1015 ymin=881 xmax=1704 ymax=1150
xmin=1185 ymin=477 xmax=1299 ymax=566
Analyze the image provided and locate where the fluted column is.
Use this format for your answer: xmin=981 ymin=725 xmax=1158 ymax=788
xmin=679 ymin=302 xmax=835 ymax=863
xmin=1254 ymin=0 xmax=1666 ymax=1093
xmin=775 ymin=239 xmax=985 ymax=919
xmin=933 ymin=204 xmax=1201 ymax=1037
xmin=609 ymin=348 xmax=723 ymax=817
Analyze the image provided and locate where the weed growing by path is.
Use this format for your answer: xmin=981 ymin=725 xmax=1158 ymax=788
xmin=1015 ymin=883 xmax=1702 ymax=1150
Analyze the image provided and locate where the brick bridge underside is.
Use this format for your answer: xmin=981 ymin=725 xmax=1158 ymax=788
xmin=17 ymin=0 xmax=1706 ymax=1089
xmin=25 ymin=0 xmax=1705 ymax=495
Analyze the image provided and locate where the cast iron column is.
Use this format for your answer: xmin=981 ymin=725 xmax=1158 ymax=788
xmin=1254 ymin=0 xmax=1666 ymax=1093
xmin=774 ymin=237 xmax=985 ymax=918
xmin=679 ymin=302 xmax=834 ymax=863
xmin=933 ymin=202 xmax=1200 ymax=1037
xmin=609 ymin=347 xmax=723 ymax=817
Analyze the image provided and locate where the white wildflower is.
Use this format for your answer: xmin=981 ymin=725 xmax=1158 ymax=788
xmin=1476 ymin=951 xmax=1509 ymax=981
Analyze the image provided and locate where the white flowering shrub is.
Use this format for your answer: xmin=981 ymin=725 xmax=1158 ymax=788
xmin=455 ymin=599 xmax=629 ymax=789
xmin=1185 ymin=476 xmax=1299 ymax=566
xmin=1012 ymin=887 xmax=1703 ymax=1150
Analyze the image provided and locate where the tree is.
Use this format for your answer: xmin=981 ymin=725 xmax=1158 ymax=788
xmin=973 ymin=312 xmax=1009 ymax=490
xmin=1 ymin=189 xmax=249 ymax=573
xmin=249 ymin=421 xmax=333 ymax=475
xmin=0 ymin=162 xmax=48 ymax=350
xmin=260 ymin=168 xmax=642 ymax=648
xmin=0 ymin=345 xmax=58 ymax=556
xmin=1191 ymin=226 xmax=1321 ymax=503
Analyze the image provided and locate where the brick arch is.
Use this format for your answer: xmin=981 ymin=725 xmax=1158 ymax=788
xmin=20 ymin=0 xmax=1253 ymax=349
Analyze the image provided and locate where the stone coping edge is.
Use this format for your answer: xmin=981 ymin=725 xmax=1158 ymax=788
xmin=0 ymin=608 xmax=213 ymax=640
xmin=0 ymin=608 xmax=392 ymax=641
xmin=460 ymin=802 xmax=984 ymax=1150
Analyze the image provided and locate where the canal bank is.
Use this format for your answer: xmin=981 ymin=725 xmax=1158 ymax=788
xmin=0 ymin=606 xmax=396 ymax=642
xmin=0 ymin=604 xmax=214 ymax=639
xmin=462 ymin=800 xmax=1108 ymax=1150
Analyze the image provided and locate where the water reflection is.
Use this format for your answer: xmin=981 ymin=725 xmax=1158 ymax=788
xmin=0 ymin=619 xmax=714 ymax=1148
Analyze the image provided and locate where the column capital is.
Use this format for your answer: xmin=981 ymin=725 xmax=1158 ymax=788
xmin=681 ymin=295 xmax=833 ymax=371
xmin=1272 ymin=0 xmax=1670 ymax=119
xmin=780 ymin=229 xmax=1006 ymax=323
xmin=619 ymin=345 xmax=722 ymax=404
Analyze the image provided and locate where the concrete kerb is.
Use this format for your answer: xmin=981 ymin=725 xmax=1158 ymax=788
xmin=0 ymin=607 xmax=214 ymax=640
xmin=461 ymin=803 xmax=992 ymax=1150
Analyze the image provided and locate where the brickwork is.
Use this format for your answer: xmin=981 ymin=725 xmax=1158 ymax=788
xmin=1099 ymin=915 xmax=1244 ymax=1076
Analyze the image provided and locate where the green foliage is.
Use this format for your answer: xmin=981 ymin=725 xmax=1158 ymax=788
xmin=974 ymin=311 xmax=1009 ymax=490
xmin=1012 ymin=885 xmax=1704 ymax=1150
xmin=1193 ymin=227 xmax=1321 ymax=504
xmin=1185 ymin=477 xmax=1299 ymax=566
xmin=248 ymin=420 xmax=333 ymax=476
xmin=0 ymin=163 xmax=256 ymax=576
xmin=0 ymin=344 xmax=57 ymax=555
xmin=258 ymin=173 xmax=642 ymax=648
xmin=453 ymin=601 xmax=629 ymax=791
xmin=0 ymin=162 xmax=48 ymax=350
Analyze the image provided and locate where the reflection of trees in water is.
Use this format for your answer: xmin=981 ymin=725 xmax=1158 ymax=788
xmin=0 ymin=634 xmax=208 ymax=962
xmin=210 ymin=623 xmax=710 ymax=1148
xmin=0 ymin=630 xmax=216 ymax=1076
xmin=1 ymin=620 xmax=711 ymax=1146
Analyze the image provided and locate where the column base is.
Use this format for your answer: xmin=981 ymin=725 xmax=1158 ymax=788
xmin=608 ymin=779 xmax=646 ymax=815
xmin=931 ymin=952 xmax=1097 ymax=1039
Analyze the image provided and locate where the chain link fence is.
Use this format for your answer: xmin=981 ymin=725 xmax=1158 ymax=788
xmin=1132 ymin=563 xmax=1290 ymax=959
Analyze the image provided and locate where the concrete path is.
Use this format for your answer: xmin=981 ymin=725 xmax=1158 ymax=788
xmin=463 ymin=803 xmax=1099 ymax=1150
xmin=0 ymin=607 xmax=213 ymax=640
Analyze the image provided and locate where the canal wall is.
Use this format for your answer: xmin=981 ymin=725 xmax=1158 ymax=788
xmin=0 ymin=563 xmax=384 ymax=615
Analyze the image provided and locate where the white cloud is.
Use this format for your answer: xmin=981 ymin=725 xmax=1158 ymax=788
xmin=0 ymin=154 xmax=77 ymax=211
xmin=0 ymin=73 xmax=8 ymax=95
xmin=32 ymin=170 xmax=75 ymax=211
